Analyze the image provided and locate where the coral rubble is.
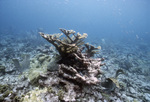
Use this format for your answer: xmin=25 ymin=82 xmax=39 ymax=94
xmin=1 ymin=29 xmax=150 ymax=102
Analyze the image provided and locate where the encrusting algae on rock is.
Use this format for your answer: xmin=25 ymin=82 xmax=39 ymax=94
xmin=22 ymin=87 xmax=47 ymax=102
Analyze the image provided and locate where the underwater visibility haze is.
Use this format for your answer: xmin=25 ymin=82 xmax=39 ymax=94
xmin=0 ymin=0 xmax=150 ymax=102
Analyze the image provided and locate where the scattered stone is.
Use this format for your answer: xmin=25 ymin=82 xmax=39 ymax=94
xmin=144 ymin=93 xmax=150 ymax=101
xmin=97 ymin=100 xmax=103 ymax=102
xmin=0 ymin=76 xmax=4 ymax=80
xmin=16 ymin=84 xmax=25 ymax=90
xmin=98 ymin=93 xmax=103 ymax=99
xmin=116 ymin=98 xmax=122 ymax=102
xmin=129 ymin=87 xmax=136 ymax=94
xmin=24 ymin=81 xmax=29 ymax=88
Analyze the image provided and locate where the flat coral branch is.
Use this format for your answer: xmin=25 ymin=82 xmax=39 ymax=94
xmin=84 ymin=43 xmax=101 ymax=57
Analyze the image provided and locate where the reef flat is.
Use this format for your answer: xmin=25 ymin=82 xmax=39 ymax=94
xmin=0 ymin=29 xmax=150 ymax=102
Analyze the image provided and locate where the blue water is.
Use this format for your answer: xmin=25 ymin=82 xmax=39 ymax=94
xmin=0 ymin=0 xmax=149 ymax=42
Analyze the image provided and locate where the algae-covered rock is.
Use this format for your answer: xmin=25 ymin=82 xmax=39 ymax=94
xmin=37 ymin=54 xmax=51 ymax=64
xmin=26 ymin=67 xmax=47 ymax=85
xmin=22 ymin=87 xmax=47 ymax=102
xmin=32 ymin=53 xmax=51 ymax=68
xmin=22 ymin=86 xmax=62 ymax=102
xmin=0 ymin=84 xmax=12 ymax=101
xmin=23 ymin=54 xmax=51 ymax=85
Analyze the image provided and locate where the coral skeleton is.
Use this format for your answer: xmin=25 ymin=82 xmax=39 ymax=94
xmin=39 ymin=28 xmax=104 ymax=86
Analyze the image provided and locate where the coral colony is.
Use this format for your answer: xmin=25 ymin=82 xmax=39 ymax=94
xmin=37 ymin=28 xmax=104 ymax=101
xmin=39 ymin=28 xmax=104 ymax=85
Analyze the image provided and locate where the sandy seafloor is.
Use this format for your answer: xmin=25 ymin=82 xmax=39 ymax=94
xmin=0 ymin=30 xmax=150 ymax=102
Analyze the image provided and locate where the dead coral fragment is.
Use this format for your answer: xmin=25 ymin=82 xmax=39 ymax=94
xmin=84 ymin=43 xmax=101 ymax=57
